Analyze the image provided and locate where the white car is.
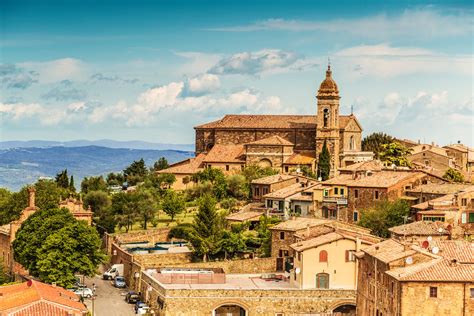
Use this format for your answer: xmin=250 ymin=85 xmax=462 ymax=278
xmin=136 ymin=305 xmax=150 ymax=315
xmin=72 ymin=287 xmax=94 ymax=298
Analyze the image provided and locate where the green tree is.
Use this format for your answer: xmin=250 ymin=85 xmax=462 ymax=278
xmin=194 ymin=168 xmax=227 ymax=200
xmin=111 ymin=192 xmax=135 ymax=232
xmin=362 ymin=132 xmax=394 ymax=159
xmin=220 ymin=228 xmax=247 ymax=259
xmin=69 ymin=175 xmax=76 ymax=192
xmin=150 ymin=173 xmax=176 ymax=189
xmin=379 ymin=142 xmax=412 ymax=167
xmin=106 ymin=172 xmax=125 ymax=186
xmin=226 ymin=175 xmax=247 ymax=199
xmin=317 ymin=140 xmax=331 ymax=181
xmin=153 ymin=157 xmax=169 ymax=171
xmin=358 ymin=199 xmax=410 ymax=238
xmin=81 ymin=176 xmax=108 ymax=194
xmin=135 ymin=189 xmax=158 ymax=230
xmin=300 ymin=165 xmax=316 ymax=179
xmin=123 ymin=158 xmax=148 ymax=185
xmin=55 ymin=169 xmax=69 ymax=189
xmin=255 ymin=215 xmax=281 ymax=257
xmin=190 ymin=194 xmax=222 ymax=261
xmin=161 ymin=190 xmax=186 ymax=221
xmin=443 ymin=168 xmax=464 ymax=183
xmin=13 ymin=208 xmax=105 ymax=287
xmin=83 ymin=191 xmax=111 ymax=214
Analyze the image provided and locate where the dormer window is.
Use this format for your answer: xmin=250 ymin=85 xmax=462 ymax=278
xmin=323 ymin=108 xmax=329 ymax=128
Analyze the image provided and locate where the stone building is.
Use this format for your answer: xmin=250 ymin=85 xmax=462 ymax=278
xmin=59 ymin=196 xmax=93 ymax=225
xmin=159 ymin=66 xmax=373 ymax=189
xmin=318 ymin=169 xmax=446 ymax=223
xmin=355 ymin=239 xmax=474 ymax=316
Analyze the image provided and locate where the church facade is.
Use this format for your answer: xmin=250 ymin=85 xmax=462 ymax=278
xmin=159 ymin=66 xmax=373 ymax=188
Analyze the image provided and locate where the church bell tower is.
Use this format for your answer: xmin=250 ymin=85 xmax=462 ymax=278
xmin=316 ymin=64 xmax=340 ymax=178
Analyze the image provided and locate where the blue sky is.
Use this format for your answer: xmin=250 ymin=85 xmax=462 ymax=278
xmin=1 ymin=0 xmax=473 ymax=146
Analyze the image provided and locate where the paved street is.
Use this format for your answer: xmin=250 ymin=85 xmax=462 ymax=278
xmin=82 ymin=274 xmax=135 ymax=316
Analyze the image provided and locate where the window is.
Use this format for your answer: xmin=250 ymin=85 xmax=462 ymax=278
xmin=263 ymin=187 xmax=269 ymax=195
xmin=349 ymin=135 xmax=355 ymax=151
xmin=354 ymin=189 xmax=359 ymax=198
xmin=298 ymin=252 xmax=302 ymax=261
xmin=461 ymin=198 xmax=467 ymax=206
xmin=280 ymin=232 xmax=285 ymax=240
xmin=267 ymin=200 xmax=273 ymax=208
xmin=340 ymin=188 xmax=345 ymax=195
xmin=374 ymin=190 xmax=379 ymax=200
xmin=469 ymin=212 xmax=474 ymax=223
xmin=207 ymin=164 xmax=212 ymax=168
xmin=429 ymin=286 xmax=438 ymax=298
xmin=422 ymin=215 xmax=445 ymax=222
xmin=319 ymin=250 xmax=328 ymax=262
xmin=284 ymin=166 xmax=289 ymax=173
xmin=254 ymin=187 xmax=260 ymax=196
xmin=323 ymin=189 xmax=329 ymax=197
xmin=225 ymin=165 xmax=230 ymax=171
xmin=353 ymin=211 xmax=359 ymax=222
xmin=470 ymin=288 xmax=474 ymax=298
xmin=323 ymin=108 xmax=329 ymax=128
xmin=345 ymin=250 xmax=356 ymax=262
xmin=316 ymin=273 xmax=329 ymax=288
xmin=334 ymin=187 xmax=339 ymax=194
xmin=294 ymin=205 xmax=302 ymax=215
xmin=278 ymin=200 xmax=284 ymax=211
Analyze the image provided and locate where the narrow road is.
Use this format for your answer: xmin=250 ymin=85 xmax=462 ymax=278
xmin=82 ymin=274 xmax=135 ymax=316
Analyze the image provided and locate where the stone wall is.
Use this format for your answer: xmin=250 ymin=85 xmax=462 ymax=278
xmin=195 ymin=128 xmax=317 ymax=155
xmin=134 ymin=252 xmax=193 ymax=268
xmin=177 ymin=257 xmax=276 ymax=274
xmin=113 ymin=228 xmax=171 ymax=245
xmin=141 ymin=276 xmax=357 ymax=316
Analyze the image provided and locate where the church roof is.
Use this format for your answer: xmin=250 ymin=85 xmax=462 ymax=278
xmin=195 ymin=114 xmax=354 ymax=130
xmin=246 ymin=135 xmax=294 ymax=146
xmin=157 ymin=153 xmax=206 ymax=175
xmin=203 ymin=144 xmax=246 ymax=163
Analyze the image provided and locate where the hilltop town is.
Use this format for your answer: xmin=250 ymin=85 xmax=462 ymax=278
xmin=0 ymin=67 xmax=472 ymax=316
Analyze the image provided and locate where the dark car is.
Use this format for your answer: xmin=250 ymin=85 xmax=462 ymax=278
xmin=125 ymin=291 xmax=140 ymax=304
xmin=114 ymin=276 xmax=126 ymax=288
xmin=134 ymin=301 xmax=147 ymax=313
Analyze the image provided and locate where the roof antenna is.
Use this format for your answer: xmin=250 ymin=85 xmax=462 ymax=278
xmin=351 ymin=105 xmax=354 ymax=115
xmin=328 ymin=57 xmax=331 ymax=70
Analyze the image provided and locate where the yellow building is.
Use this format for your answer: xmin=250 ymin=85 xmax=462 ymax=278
xmin=290 ymin=230 xmax=378 ymax=290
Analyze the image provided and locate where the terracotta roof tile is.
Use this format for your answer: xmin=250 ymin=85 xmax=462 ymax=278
xmin=323 ymin=170 xmax=425 ymax=188
xmin=291 ymin=232 xmax=343 ymax=252
xmin=157 ymin=153 xmax=206 ymax=175
xmin=270 ymin=218 xmax=331 ymax=232
xmin=263 ymin=182 xmax=318 ymax=199
xmin=0 ymin=280 xmax=87 ymax=315
xmin=284 ymin=153 xmax=316 ymax=165
xmin=362 ymin=239 xmax=418 ymax=264
xmin=225 ymin=211 xmax=263 ymax=222
xmin=246 ymin=135 xmax=294 ymax=146
xmin=203 ymin=144 xmax=245 ymax=163
xmin=389 ymin=221 xmax=450 ymax=236
xmin=406 ymin=183 xmax=473 ymax=195
xmin=195 ymin=114 xmax=354 ymax=130
xmin=338 ymin=160 xmax=384 ymax=172
xmin=251 ymin=174 xmax=296 ymax=185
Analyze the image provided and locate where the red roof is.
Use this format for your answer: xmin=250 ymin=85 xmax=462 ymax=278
xmin=0 ymin=280 xmax=88 ymax=316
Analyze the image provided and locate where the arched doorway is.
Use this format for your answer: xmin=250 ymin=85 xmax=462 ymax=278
xmin=332 ymin=304 xmax=356 ymax=315
xmin=213 ymin=304 xmax=247 ymax=316
xmin=258 ymin=158 xmax=272 ymax=168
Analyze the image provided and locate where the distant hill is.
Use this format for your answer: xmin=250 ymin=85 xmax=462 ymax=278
xmin=0 ymin=146 xmax=194 ymax=191
xmin=0 ymin=139 xmax=194 ymax=151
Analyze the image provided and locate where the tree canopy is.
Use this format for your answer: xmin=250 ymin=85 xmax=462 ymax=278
xmin=358 ymin=199 xmax=410 ymax=238
xmin=443 ymin=168 xmax=464 ymax=183
xmin=123 ymin=158 xmax=148 ymax=185
xmin=153 ymin=157 xmax=169 ymax=171
xmin=161 ymin=190 xmax=185 ymax=221
xmin=379 ymin=142 xmax=412 ymax=167
xmin=81 ymin=176 xmax=108 ymax=194
xmin=13 ymin=208 xmax=105 ymax=287
xmin=362 ymin=132 xmax=394 ymax=159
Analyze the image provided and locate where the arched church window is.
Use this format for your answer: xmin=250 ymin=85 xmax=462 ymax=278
xmin=323 ymin=108 xmax=329 ymax=128
xmin=350 ymin=136 xmax=355 ymax=151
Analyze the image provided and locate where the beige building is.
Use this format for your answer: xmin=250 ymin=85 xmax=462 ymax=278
xmin=356 ymin=239 xmax=474 ymax=316
xmin=59 ymin=196 xmax=93 ymax=225
xmin=290 ymin=230 xmax=379 ymax=292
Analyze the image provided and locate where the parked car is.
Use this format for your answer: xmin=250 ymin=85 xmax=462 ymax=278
xmin=134 ymin=301 xmax=147 ymax=313
xmin=114 ymin=276 xmax=126 ymax=288
xmin=125 ymin=291 xmax=140 ymax=304
xmin=136 ymin=306 xmax=150 ymax=315
xmin=72 ymin=287 xmax=94 ymax=298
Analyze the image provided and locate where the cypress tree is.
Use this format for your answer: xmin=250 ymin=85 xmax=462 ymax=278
xmin=69 ymin=175 xmax=75 ymax=192
xmin=317 ymin=140 xmax=331 ymax=181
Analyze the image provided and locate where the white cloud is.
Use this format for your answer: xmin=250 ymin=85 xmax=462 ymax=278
xmin=332 ymin=44 xmax=472 ymax=78
xmin=209 ymin=49 xmax=316 ymax=76
xmin=185 ymin=74 xmax=220 ymax=95
xmin=174 ymin=51 xmax=222 ymax=75
xmin=209 ymin=9 xmax=472 ymax=39
xmin=19 ymin=58 xmax=86 ymax=83
xmin=0 ymin=102 xmax=43 ymax=120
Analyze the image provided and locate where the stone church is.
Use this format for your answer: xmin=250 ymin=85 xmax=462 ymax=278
xmin=159 ymin=66 xmax=373 ymax=189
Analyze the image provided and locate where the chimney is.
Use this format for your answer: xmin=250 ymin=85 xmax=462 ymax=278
xmin=27 ymin=187 xmax=36 ymax=208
